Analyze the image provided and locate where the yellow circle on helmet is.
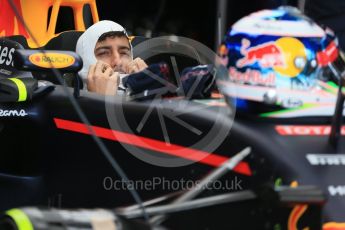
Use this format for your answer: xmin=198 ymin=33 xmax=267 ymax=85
xmin=273 ymin=37 xmax=307 ymax=78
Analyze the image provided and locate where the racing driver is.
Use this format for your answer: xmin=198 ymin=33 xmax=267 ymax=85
xmin=76 ymin=20 xmax=148 ymax=95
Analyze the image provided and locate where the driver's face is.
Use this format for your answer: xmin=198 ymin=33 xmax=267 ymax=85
xmin=94 ymin=36 xmax=132 ymax=73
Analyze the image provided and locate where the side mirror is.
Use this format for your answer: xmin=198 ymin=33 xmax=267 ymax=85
xmin=13 ymin=49 xmax=83 ymax=73
xmin=13 ymin=49 xmax=83 ymax=98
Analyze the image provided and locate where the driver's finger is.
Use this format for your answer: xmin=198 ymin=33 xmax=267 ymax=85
xmin=104 ymin=67 xmax=113 ymax=77
xmin=124 ymin=61 xmax=133 ymax=74
xmin=136 ymin=58 xmax=147 ymax=70
xmin=129 ymin=64 xmax=139 ymax=74
xmin=95 ymin=61 xmax=110 ymax=75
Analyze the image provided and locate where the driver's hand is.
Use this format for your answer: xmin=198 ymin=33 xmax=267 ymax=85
xmin=87 ymin=61 xmax=119 ymax=96
xmin=124 ymin=57 xmax=148 ymax=74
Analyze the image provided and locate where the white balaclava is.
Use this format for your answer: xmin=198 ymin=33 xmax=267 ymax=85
xmin=76 ymin=20 xmax=132 ymax=87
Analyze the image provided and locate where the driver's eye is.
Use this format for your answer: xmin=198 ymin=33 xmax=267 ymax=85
xmin=120 ymin=52 xmax=130 ymax=57
xmin=96 ymin=50 xmax=110 ymax=57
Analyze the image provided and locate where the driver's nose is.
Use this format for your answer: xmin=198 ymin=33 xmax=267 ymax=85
xmin=110 ymin=52 xmax=122 ymax=69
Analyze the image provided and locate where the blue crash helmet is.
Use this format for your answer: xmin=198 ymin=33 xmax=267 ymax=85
xmin=217 ymin=6 xmax=344 ymax=118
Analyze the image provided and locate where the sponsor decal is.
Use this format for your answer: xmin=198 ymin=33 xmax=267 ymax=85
xmin=306 ymin=154 xmax=345 ymax=166
xmin=229 ymin=66 xmax=276 ymax=87
xmin=281 ymin=98 xmax=303 ymax=108
xmin=275 ymin=125 xmax=345 ymax=136
xmin=180 ymin=68 xmax=210 ymax=81
xmin=29 ymin=53 xmax=75 ymax=69
xmin=0 ymin=109 xmax=28 ymax=117
xmin=323 ymin=222 xmax=345 ymax=230
xmin=328 ymin=185 xmax=345 ymax=196
xmin=237 ymin=39 xmax=285 ymax=69
xmin=0 ymin=46 xmax=15 ymax=67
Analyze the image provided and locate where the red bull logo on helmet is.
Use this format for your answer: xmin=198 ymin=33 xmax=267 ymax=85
xmin=237 ymin=39 xmax=285 ymax=69
xmin=236 ymin=37 xmax=308 ymax=78
xmin=229 ymin=67 xmax=276 ymax=87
